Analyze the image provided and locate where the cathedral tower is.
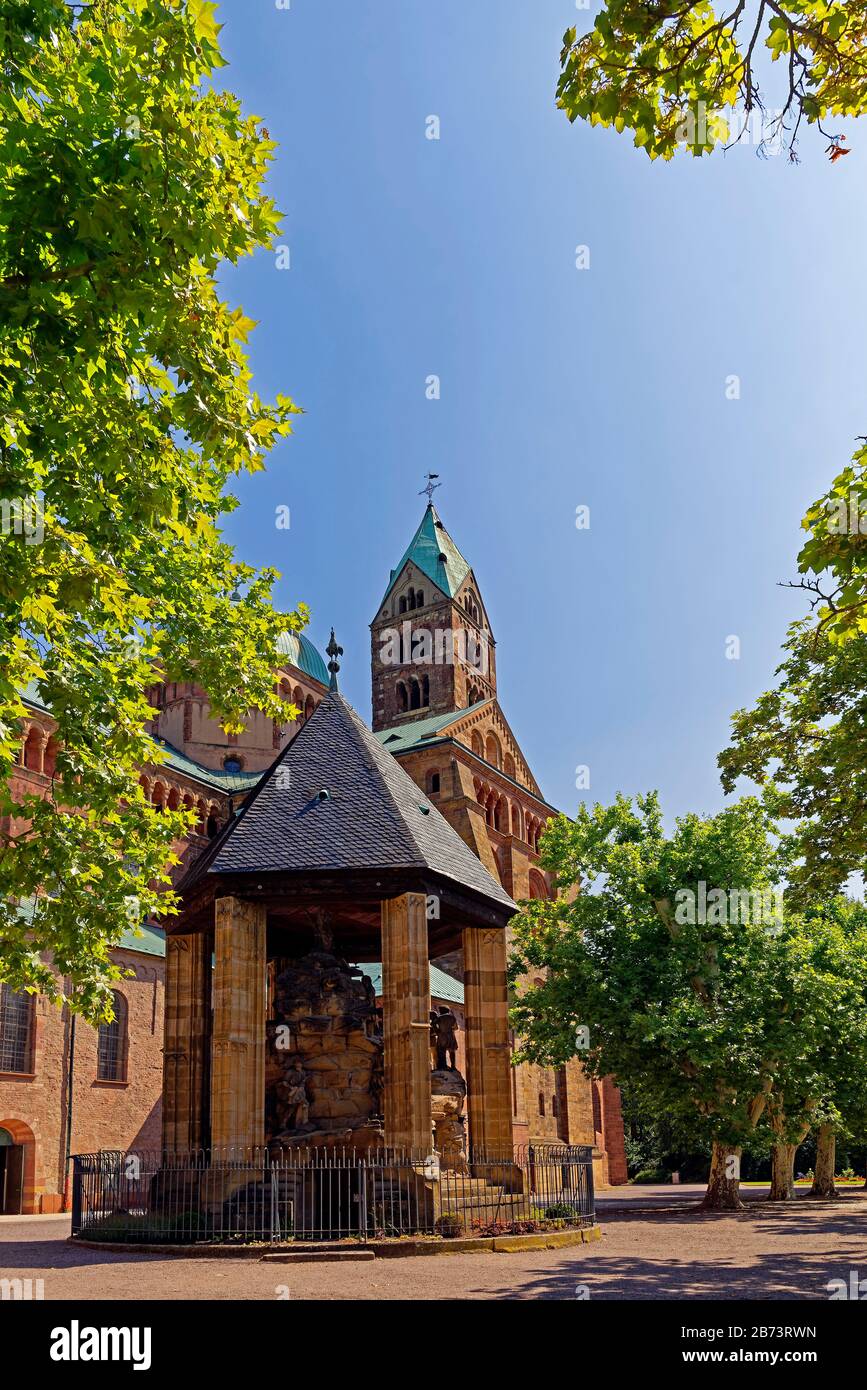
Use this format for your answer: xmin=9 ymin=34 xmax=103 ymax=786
xmin=370 ymin=504 xmax=497 ymax=732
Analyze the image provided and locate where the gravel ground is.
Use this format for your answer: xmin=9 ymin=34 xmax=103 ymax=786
xmin=2 ymin=1194 xmax=866 ymax=1300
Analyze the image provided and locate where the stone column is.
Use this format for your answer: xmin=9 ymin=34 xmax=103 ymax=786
xmin=560 ymin=1059 xmax=596 ymax=1148
xmin=381 ymin=892 xmax=432 ymax=1155
xmin=162 ymin=932 xmax=210 ymax=1154
xmin=463 ymin=926 xmax=514 ymax=1160
xmin=211 ymin=896 xmax=267 ymax=1153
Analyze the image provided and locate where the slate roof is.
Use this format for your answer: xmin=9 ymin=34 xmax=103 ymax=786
xmin=379 ymin=504 xmax=471 ymax=607
xmin=200 ymin=689 xmax=515 ymax=912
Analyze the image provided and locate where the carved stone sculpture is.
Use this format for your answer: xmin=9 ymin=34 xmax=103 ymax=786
xmin=430 ymin=1005 xmax=458 ymax=1071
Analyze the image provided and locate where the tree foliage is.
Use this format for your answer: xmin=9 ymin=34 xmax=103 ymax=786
xmin=557 ymin=2 xmax=867 ymax=161
xmin=720 ymin=621 xmax=867 ymax=904
xmin=794 ymin=438 xmax=867 ymax=643
xmin=0 ymin=0 xmax=303 ymax=1019
xmin=510 ymin=794 xmax=867 ymax=1205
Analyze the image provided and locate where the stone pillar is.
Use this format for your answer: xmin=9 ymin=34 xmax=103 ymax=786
xmin=463 ymin=926 xmax=513 ymax=1160
xmin=560 ymin=1058 xmax=596 ymax=1148
xmin=381 ymin=892 xmax=431 ymax=1155
xmin=162 ymin=932 xmax=210 ymax=1154
xmin=211 ymin=896 xmax=266 ymax=1153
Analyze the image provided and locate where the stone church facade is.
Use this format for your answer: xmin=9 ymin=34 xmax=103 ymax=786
xmin=0 ymin=504 xmax=625 ymax=1213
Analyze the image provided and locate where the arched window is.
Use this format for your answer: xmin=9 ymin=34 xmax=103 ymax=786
xmin=397 ymin=681 xmax=408 ymax=713
xmin=504 ymin=753 xmax=516 ymax=780
xmin=471 ymin=730 xmax=484 ymax=757
xmin=0 ymin=984 xmax=34 ymax=1073
xmin=416 ymin=590 xmax=424 ymax=608
xmin=97 ymin=991 xmax=128 ymax=1082
xmin=511 ymin=804 xmax=521 ymax=838
xmin=485 ymin=732 xmax=501 ymax=769
xmin=43 ymin=737 xmax=58 ymax=779
xmin=408 ymin=590 xmax=416 ymax=611
xmin=399 ymin=595 xmax=407 ymax=615
xmin=529 ymin=870 xmax=548 ymax=900
xmin=427 ymin=770 xmax=441 ymax=795
xmin=305 ymin=695 xmax=315 ymax=721
xmin=538 ymin=1092 xmax=545 ymax=1117
xmin=410 ymin=679 xmax=421 ymax=711
xmin=22 ymin=726 xmax=42 ymax=771
xmin=552 ymin=1093 xmax=559 ymax=1118
xmin=206 ymin=812 xmax=220 ymax=838
xmin=421 ymin=674 xmax=430 ymax=706
xmin=223 ymin=756 xmax=242 ymax=774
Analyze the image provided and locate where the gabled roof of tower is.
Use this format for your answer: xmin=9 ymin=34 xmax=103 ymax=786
xmin=182 ymin=688 xmax=515 ymax=913
xmin=379 ymin=504 xmax=472 ymax=607
xmin=375 ymin=698 xmax=552 ymax=807
xmin=375 ymin=700 xmax=494 ymax=754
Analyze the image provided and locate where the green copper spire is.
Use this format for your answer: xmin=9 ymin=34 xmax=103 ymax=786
xmin=377 ymin=501 xmax=471 ymax=609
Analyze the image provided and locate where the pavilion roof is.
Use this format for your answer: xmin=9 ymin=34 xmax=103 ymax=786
xmin=179 ymin=689 xmax=515 ymax=917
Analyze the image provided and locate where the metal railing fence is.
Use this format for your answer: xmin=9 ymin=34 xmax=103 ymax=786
xmin=71 ymin=1144 xmax=594 ymax=1244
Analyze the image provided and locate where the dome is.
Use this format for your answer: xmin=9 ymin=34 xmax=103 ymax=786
xmin=276 ymin=630 xmax=329 ymax=687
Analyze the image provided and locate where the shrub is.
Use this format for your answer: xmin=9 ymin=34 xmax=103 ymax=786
xmin=434 ymin=1214 xmax=465 ymax=1239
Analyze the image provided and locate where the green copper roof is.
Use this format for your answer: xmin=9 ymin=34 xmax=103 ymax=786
xmin=13 ymin=898 xmax=166 ymax=959
xmin=276 ymin=630 xmax=329 ymax=687
xmin=151 ymin=738 xmax=261 ymax=794
xmin=118 ymin=922 xmax=166 ymax=958
xmin=356 ymin=961 xmax=464 ymax=1006
xmin=380 ymin=505 xmax=471 ymax=607
xmin=374 ymin=701 xmax=492 ymax=754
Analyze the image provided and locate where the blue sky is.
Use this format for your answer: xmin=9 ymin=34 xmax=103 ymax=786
xmin=213 ymin=0 xmax=867 ymax=822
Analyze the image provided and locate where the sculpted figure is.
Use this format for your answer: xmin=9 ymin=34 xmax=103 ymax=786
xmin=276 ymin=1064 xmax=310 ymax=1132
xmin=431 ymin=1005 xmax=459 ymax=1071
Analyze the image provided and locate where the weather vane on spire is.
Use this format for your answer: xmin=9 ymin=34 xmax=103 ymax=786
xmin=326 ymin=628 xmax=343 ymax=692
xmin=419 ymin=473 xmax=441 ymax=505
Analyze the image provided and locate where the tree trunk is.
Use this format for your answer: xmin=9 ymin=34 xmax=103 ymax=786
xmin=701 ymin=1141 xmax=744 ymax=1210
xmin=768 ymin=1142 xmax=797 ymax=1200
xmin=810 ymin=1124 xmax=837 ymax=1199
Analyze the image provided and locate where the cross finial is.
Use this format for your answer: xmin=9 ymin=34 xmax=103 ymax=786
xmin=419 ymin=472 xmax=441 ymax=506
xmin=326 ymin=628 xmax=343 ymax=691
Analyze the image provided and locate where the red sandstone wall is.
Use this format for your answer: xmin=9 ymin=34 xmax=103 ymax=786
xmin=0 ymin=949 xmax=164 ymax=1213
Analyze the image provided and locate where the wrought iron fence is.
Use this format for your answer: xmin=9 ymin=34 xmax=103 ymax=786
xmin=71 ymin=1144 xmax=594 ymax=1245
